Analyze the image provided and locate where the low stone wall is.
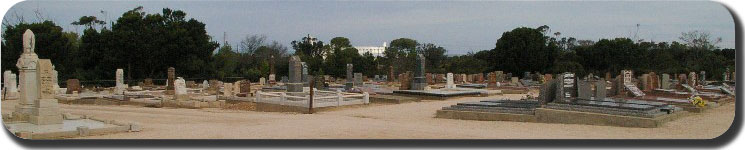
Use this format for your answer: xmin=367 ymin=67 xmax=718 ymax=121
xmin=534 ymin=108 xmax=689 ymax=128
xmin=435 ymin=110 xmax=537 ymax=122
xmin=161 ymin=100 xmax=225 ymax=109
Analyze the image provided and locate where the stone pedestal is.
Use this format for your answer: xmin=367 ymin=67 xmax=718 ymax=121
xmin=3 ymin=71 xmax=19 ymax=100
xmin=14 ymin=29 xmax=40 ymax=121
xmin=345 ymin=64 xmax=354 ymax=90
xmin=411 ymin=54 xmax=427 ymax=91
xmin=446 ymin=73 xmax=455 ymax=89
xmin=287 ymin=56 xmax=303 ymax=92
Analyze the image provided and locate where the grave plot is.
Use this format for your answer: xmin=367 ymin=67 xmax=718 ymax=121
xmin=437 ymin=72 xmax=688 ymax=128
xmin=255 ymin=90 xmax=369 ymax=113
xmin=392 ymin=54 xmax=490 ymax=100
xmin=3 ymin=30 xmax=138 ymax=139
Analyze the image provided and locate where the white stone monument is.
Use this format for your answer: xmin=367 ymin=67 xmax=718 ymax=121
xmin=269 ymin=74 xmax=276 ymax=83
xmin=29 ymin=59 xmax=63 ymax=125
xmin=114 ymin=69 xmax=126 ymax=94
xmin=446 ymin=73 xmax=455 ymax=89
xmin=202 ymin=80 xmax=210 ymax=89
xmin=174 ymin=77 xmax=188 ymax=100
xmin=14 ymin=29 xmax=41 ymax=120
xmin=3 ymin=70 xmax=19 ymax=100
xmin=259 ymin=77 xmax=266 ymax=85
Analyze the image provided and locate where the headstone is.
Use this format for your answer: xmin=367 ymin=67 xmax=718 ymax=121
xmin=647 ymin=72 xmax=659 ymax=91
xmin=240 ymin=80 xmax=251 ymax=96
xmin=233 ymin=81 xmax=241 ymax=95
xmin=661 ymin=74 xmax=671 ymax=89
xmin=354 ymin=73 xmax=363 ymax=86
xmin=167 ymin=67 xmax=175 ymax=91
xmin=399 ymin=71 xmax=412 ymax=90
xmin=411 ymin=54 xmax=427 ymax=90
xmin=446 ymin=73 xmax=455 ymax=89
xmin=29 ymin=59 xmax=62 ymax=125
xmin=495 ymin=71 xmax=504 ymax=83
xmin=699 ymin=71 xmax=707 ymax=86
xmin=114 ymin=69 xmax=126 ymax=94
xmin=268 ymin=74 xmax=276 ymax=84
xmin=51 ymin=66 xmax=59 ymax=93
xmin=223 ymin=83 xmax=233 ymax=97
xmin=174 ymin=77 xmax=188 ymax=100
xmin=425 ymin=73 xmax=433 ymax=85
xmin=544 ymin=74 xmax=553 ymax=82
xmin=143 ymin=78 xmax=153 ymax=87
xmin=511 ymin=77 xmax=519 ymax=86
xmin=605 ymin=72 xmax=612 ymax=81
xmin=65 ymin=79 xmax=81 ymax=94
xmin=557 ymin=72 xmax=576 ymax=103
xmin=3 ymin=71 xmax=19 ymax=99
xmin=678 ymin=74 xmax=687 ymax=85
xmin=259 ymin=77 xmax=266 ymax=85
xmin=688 ymin=72 xmax=697 ymax=87
xmin=202 ymin=80 xmax=210 ymax=89
xmin=487 ymin=72 xmax=497 ymax=88
xmin=313 ymin=75 xmax=325 ymax=90
xmin=577 ymin=78 xmax=606 ymax=101
xmin=639 ymin=74 xmax=649 ymax=91
xmin=287 ymin=56 xmax=303 ymax=92
xmin=301 ymin=62 xmax=309 ymax=86
xmin=15 ymin=29 xmax=41 ymax=119
xmin=345 ymin=64 xmax=354 ymax=90
xmin=622 ymin=70 xmax=633 ymax=85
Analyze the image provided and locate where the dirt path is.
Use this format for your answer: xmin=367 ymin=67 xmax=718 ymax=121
xmin=1 ymin=94 xmax=734 ymax=139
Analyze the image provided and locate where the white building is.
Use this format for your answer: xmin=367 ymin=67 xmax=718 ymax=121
xmin=354 ymin=42 xmax=387 ymax=57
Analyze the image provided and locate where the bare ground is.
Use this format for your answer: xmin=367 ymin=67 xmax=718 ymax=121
xmin=1 ymin=94 xmax=735 ymax=139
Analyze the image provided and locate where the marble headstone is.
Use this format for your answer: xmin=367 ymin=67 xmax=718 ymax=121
xmin=29 ymin=59 xmax=62 ymax=125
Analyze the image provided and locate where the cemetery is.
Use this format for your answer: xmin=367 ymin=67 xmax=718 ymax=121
xmin=1 ymin=29 xmax=736 ymax=139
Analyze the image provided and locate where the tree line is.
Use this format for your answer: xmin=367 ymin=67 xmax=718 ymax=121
xmin=1 ymin=7 xmax=735 ymax=86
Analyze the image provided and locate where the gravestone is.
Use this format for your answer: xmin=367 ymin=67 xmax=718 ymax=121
xmin=605 ymin=72 xmax=612 ymax=81
xmin=476 ymin=73 xmax=485 ymax=83
xmin=495 ymin=71 xmax=504 ymax=83
xmin=639 ymin=74 xmax=649 ymax=91
xmin=313 ymin=75 xmax=325 ymax=90
xmin=3 ymin=71 xmax=19 ymax=100
xmin=287 ymin=56 xmax=303 ymax=92
xmin=174 ymin=77 xmax=188 ymax=100
xmin=661 ymin=74 xmax=671 ymax=89
xmin=167 ymin=67 xmax=175 ymax=91
xmin=688 ymin=72 xmax=697 ymax=87
xmin=51 ymin=65 xmax=59 ymax=93
xmin=699 ymin=71 xmax=707 ymax=86
xmin=268 ymin=74 xmax=276 ymax=84
xmin=511 ymin=77 xmax=519 ymax=86
xmin=577 ymin=78 xmax=606 ymax=101
xmin=223 ymin=83 xmax=233 ymax=97
xmin=345 ymin=64 xmax=354 ymax=90
xmin=143 ymin=78 xmax=153 ymax=87
xmin=240 ymin=80 xmax=251 ymax=96
xmin=354 ymin=73 xmax=363 ymax=86
xmin=425 ymin=73 xmax=433 ymax=85
xmin=436 ymin=74 xmax=445 ymax=83
xmin=454 ymin=73 xmax=463 ymax=84
xmin=259 ymin=77 xmax=266 ymax=85
xmin=446 ymin=73 xmax=455 ymax=89
xmin=233 ymin=81 xmax=241 ymax=95
xmin=65 ymin=79 xmax=81 ymax=94
xmin=557 ymin=72 xmax=576 ymax=103
xmin=678 ymin=74 xmax=687 ymax=86
xmin=646 ymin=72 xmax=659 ymax=91
xmin=487 ymin=72 xmax=497 ymax=88
xmin=114 ymin=69 xmax=125 ymax=94
xmin=411 ymin=54 xmax=427 ymax=90
xmin=15 ymin=29 xmax=41 ymax=119
xmin=29 ymin=59 xmax=63 ymax=125
xmin=202 ymin=80 xmax=210 ymax=89
xmin=399 ymin=71 xmax=412 ymax=90
xmin=301 ymin=62 xmax=308 ymax=86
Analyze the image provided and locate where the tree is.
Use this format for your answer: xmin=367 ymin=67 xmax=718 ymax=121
xmin=1 ymin=21 xmax=77 ymax=81
xmin=291 ymin=35 xmax=327 ymax=75
xmin=489 ymin=26 xmax=559 ymax=77
xmin=418 ymin=43 xmax=447 ymax=73
xmin=679 ymin=30 xmax=721 ymax=50
xmin=71 ymin=16 xmax=106 ymax=30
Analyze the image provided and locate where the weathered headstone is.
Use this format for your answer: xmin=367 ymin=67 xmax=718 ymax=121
xmin=174 ymin=77 xmax=188 ymax=100
xmin=202 ymin=80 xmax=210 ymax=89
xmin=688 ymin=72 xmax=697 ymax=87
xmin=354 ymin=73 xmax=363 ymax=86
xmin=240 ymin=80 xmax=251 ymax=96
xmin=446 ymin=73 xmax=455 ymax=89
xmin=268 ymin=74 xmax=276 ymax=84
xmin=578 ymin=78 xmax=606 ymax=101
xmin=259 ymin=77 xmax=266 ymax=85
xmin=15 ymin=29 xmax=41 ymax=119
xmin=639 ymin=74 xmax=649 ymax=91
xmin=511 ymin=77 xmax=519 ymax=86
xmin=411 ymin=54 xmax=427 ymax=90
xmin=345 ymin=64 xmax=354 ymax=90
xmin=65 ymin=79 xmax=81 ymax=94
xmin=114 ymin=69 xmax=126 ymax=94
xmin=301 ymin=62 xmax=309 ymax=86
xmin=661 ymin=74 xmax=671 ymax=89
xmin=233 ymin=81 xmax=241 ymax=95
xmin=487 ymin=72 xmax=497 ymax=88
xmin=287 ymin=56 xmax=303 ymax=92
xmin=313 ymin=75 xmax=325 ymax=90
xmin=29 ymin=59 xmax=62 ymax=125
xmin=143 ymin=78 xmax=153 ymax=87
xmin=399 ymin=71 xmax=412 ymax=90
xmin=3 ymin=71 xmax=19 ymax=100
xmin=699 ymin=71 xmax=707 ymax=86
xmin=223 ymin=83 xmax=233 ymax=97
xmin=166 ymin=67 xmax=176 ymax=94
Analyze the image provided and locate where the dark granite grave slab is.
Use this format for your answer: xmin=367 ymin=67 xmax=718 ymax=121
xmin=392 ymin=89 xmax=483 ymax=98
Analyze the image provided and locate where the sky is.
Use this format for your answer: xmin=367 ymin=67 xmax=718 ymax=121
xmin=2 ymin=0 xmax=736 ymax=54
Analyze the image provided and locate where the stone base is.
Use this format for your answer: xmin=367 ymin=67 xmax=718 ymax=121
xmin=287 ymin=83 xmax=303 ymax=92
xmin=411 ymin=82 xmax=427 ymax=91
xmin=535 ymin=108 xmax=688 ymax=128
xmin=174 ymin=95 xmax=190 ymax=101
xmin=29 ymin=114 xmax=63 ymax=125
xmin=435 ymin=110 xmax=537 ymax=122
xmin=3 ymin=92 xmax=19 ymax=100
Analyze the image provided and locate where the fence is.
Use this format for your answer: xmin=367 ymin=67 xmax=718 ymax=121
xmin=255 ymin=90 xmax=369 ymax=108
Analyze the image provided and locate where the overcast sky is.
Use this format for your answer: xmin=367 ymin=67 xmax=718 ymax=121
xmin=3 ymin=0 xmax=735 ymax=54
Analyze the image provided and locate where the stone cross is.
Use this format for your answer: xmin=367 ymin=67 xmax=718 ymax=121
xmin=446 ymin=73 xmax=455 ymax=89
